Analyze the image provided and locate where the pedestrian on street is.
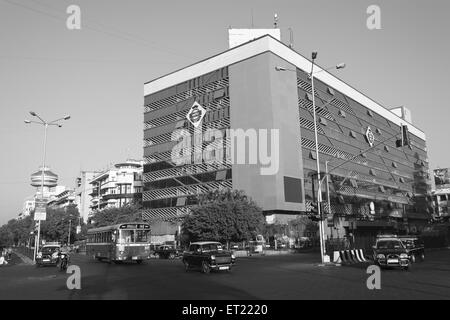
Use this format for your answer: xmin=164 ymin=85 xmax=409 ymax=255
xmin=0 ymin=254 xmax=8 ymax=266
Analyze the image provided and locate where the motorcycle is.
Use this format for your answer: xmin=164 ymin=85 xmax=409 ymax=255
xmin=57 ymin=252 xmax=70 ymax=271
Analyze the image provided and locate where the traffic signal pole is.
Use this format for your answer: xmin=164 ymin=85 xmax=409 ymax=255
xmin=316 ymin=126 xmax=409 ymax=247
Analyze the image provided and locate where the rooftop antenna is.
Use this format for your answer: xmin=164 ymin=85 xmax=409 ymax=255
xmin=288 ymin=27 xmax=294 ymax=49
xmin=251 ymin=8 xmax=254 ymax=28
xmin=274 ymin=13 xmax=278 ymax=28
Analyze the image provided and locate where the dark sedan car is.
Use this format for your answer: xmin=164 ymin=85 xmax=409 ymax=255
xmin=372 ymin=236 xmax=410 ymax=270
xmin=153 ymin=245 xmax=182 ymax=259
xmin=399 ymin=236 xmax=425 ymax=263
xmin=182 ymin=242 xmax=235 ymax=274
xmin=36 ymin=245 xmax=60 ymax=267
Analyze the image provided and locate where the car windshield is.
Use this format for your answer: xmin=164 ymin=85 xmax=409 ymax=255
xmin=41 ymin=246 xmax=59 ymax=254
xmin=401 ymin=240 xmax=415 ymax=247
xmin=377 ymin=240 xmax=404 ymax=249
xmin=202 ymin=243 xmax=224 ymax=252
xmin=118 ymin=230 xmax=150 ymax=243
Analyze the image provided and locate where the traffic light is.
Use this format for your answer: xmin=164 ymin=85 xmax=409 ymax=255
xmin=309 ymin=202 xmax=324 ymax=222
xmin=396 ymin=124 xmax=410 ymax=148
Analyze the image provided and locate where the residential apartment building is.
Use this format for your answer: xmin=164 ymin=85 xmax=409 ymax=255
xmin=89 ymin=160 xmax=143 ymax=215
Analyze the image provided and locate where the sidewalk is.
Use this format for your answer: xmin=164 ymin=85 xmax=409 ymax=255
xmin=13 ymin=250 xmax=34 ymax=265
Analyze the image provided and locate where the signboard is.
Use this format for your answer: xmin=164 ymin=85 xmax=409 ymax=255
xmin=34 ymin=199 xmax=47 ymax=221
xmin=119 ymin=224 xmax=150 ymax=230
xmin=186 ymin=101 xmax=206 ymax=128
xmin=365 ymin=127 xmax=375 ymax=147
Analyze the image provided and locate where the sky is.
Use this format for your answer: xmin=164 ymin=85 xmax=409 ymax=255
xmin=0 ymin=0 xmax=449 ymax=224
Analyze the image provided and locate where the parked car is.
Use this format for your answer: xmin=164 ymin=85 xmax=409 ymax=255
xmin=153 ymin=245 xmax=182 ymax=259
xmin=372 ymin=235 xmax=410 ymax=270
xmin=182 ymin=241 xmax=236 ymax=274
xmin=36 ymin=244 xmax=61 ymax=267
xmin=398 ymin=235 xmax=425 ymax=263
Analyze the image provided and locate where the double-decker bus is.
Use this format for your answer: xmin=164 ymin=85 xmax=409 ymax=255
xmin=87 ymin=222 xmax=151 ymax=264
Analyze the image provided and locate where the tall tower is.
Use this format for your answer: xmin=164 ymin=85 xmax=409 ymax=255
xmin=30 ymin=166 xmax=58 ymax=199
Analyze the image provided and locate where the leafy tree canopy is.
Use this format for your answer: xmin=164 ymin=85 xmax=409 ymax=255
xmin=182 ymin=189 xmax=264 ymax=244
xmin=89 ymin=204 xmax=143 ymax=228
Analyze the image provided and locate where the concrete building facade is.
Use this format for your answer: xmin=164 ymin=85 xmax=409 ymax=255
xmin=142 ymin=35 xmax=431 ymax=238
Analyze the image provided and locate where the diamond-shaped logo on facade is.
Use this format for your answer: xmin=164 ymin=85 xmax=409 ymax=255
xmin=186 ymin=101 xmax=206 ymax=128
xmin=365 ymin=126 xmax=375 ymax=147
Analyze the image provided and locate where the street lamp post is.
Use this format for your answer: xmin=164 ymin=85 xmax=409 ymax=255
xmin=309 ymin=52 xmax=326 ymax=264
xmin=68 ymin=218 xmax=72 ymax=245
xmin=276 ymin=55 xmax=346 ymax=265
xmin=25 ymin=112 xmax=70 ymax=262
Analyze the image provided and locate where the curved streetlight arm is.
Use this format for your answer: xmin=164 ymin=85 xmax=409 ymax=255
xmin=32 ymin=113 xmax=46 ymax=124
xmin=25 ymin=120 xmax=45 ymax=125
xmin=318 ymin=132 xmax=401 ymax=187
xmin=49 ymin=116 xmax=70 ymax=124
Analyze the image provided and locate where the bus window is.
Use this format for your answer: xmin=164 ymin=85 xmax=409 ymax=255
xmin=135 ymin=230 xmax=150 ymax=243
xmin=119 ymin=230 xmax=135 ymax=243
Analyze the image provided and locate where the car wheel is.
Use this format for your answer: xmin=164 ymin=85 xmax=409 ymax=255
xmin=201 ymin=261 xmax=210 ymax=274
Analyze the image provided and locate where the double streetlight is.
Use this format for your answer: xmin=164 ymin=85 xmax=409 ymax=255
xmin=276 ymin=53 xmax=346 ymax=264
xmin=25 ymin=111 xmax=71 ymax=262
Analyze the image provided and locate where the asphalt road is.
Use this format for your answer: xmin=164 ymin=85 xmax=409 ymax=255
xmin=1 ymin=249 xmax=449 ymax=300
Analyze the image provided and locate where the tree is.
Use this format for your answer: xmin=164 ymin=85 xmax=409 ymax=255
xmin=0 ymin=216 xmax=34 ymax=247
xmin=39 ymin=205 xmax=82 ymax=245
xmin=182 ymin=189 xmax=264 ymax=245
xmin=89 ymin=204 xmax=143 ymax=228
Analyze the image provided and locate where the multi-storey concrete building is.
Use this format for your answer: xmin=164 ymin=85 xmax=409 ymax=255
xmin=143 ymin=34 xmax=431 ymax=239
xmin=47 ymin=189 xmax=76 ymax=209
xmin=432 ymin=168 xmax=450 ymax=220
xmin=74 ymin=171 xmax=100 ymax=222
xmin=89 ymin=160 xmax=143 ymax=215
